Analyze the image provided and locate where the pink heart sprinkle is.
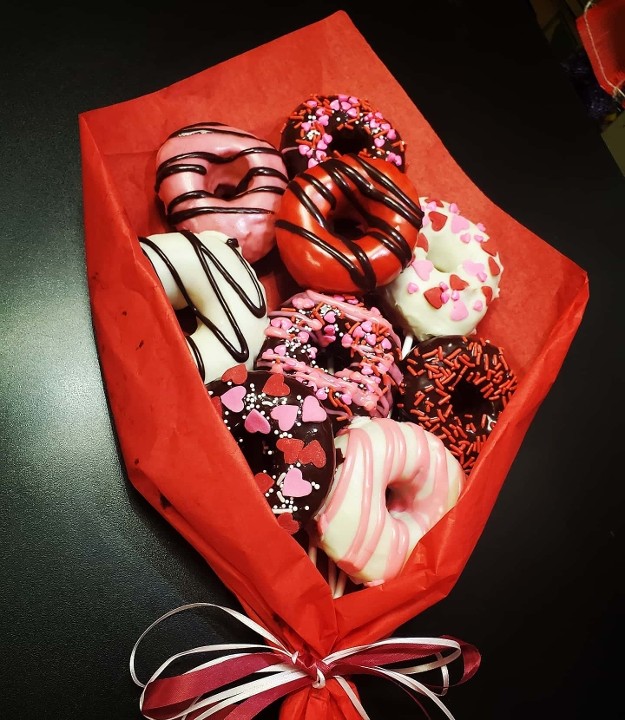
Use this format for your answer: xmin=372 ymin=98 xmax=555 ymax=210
xmin=413 ymin=259 xmax=434 ymax=281
xmin=317 ymin=115 xmax=329 ymax=126
xmin=449 ymin=203 xmax=460 ymax=214
xmin=473 ymin=300 xmax=484 ymax=312
xmin=460 ymin=233 xmax=471 ymax=244
xmin=381 ymin=122 xmax=391 ymax=131
xmin=282 ymin=468 xmax=312 ymax=498
xmin=274 ymin=344 xmax=286 ymax=356
xmin=463 ymin=259 xmax=486 ymax=277
xmin=244 ymin=409 xmax=270 ymax=434
xmin=324 ymin=311 xmax=336 ymax=323
xmin=341 ymin=334 xmax=353 ymax=347
xmin=316 ymin=389 xmax=328 ymax=400
xmin=347 ymin=107 xmax=358 ymax=118
xmin=361 ymin=320 xmax=373 ymax=333
xmin=297 ymin=331 xmax=309 ymax=343
xmin=220 ymin=385 xmax=246 ymax=413
xmin=352 ymin=326 xmax=365 ymax=339
xmin=341 ymin=101 xmax=352 ymax=110
xmin=441 ymin=291 xmax=450 ymax=304
xmin=270 ymin=404 xmax=299 ymax=432
xmin=394 ymin=156 xmax=402 ymax=166
xmin=323 ymin=133 xmax=333 ymax=144
xmin=330 ymin=99 xmax=340 ymax=111
xmin=298 ymin=144 xmax=310 ymax=156
xmin=317 ymin=140 xmax=327 ymax=150
xmin=361 ymin=365 xmax=373 ymax=375
xmin=381 ymin=338 xmax=392 ymax=350
xmin=301 ymin=121 xmax=312 ymax=132
xmin=451 ymin=214 xmax=470 ymax=234
xmin=270 ymin=318 xmax=282 ymax=327
xmin=365 ymin=333 xmax=377 ymax=346
xmin=374 ymin=136 xmax=385 ymax=148
xmin=306 ymin=100 xmax=318 ymax=107
xmin=387 ymin=129 xmax=397 ymax=140
xmin=407 ymin=282 xmax=419 ymax=294
xmin=450 ymin=300 xmax=469 ymax=321
xmin=302 ymin=395 xmax=328 ymax=423
xmin=477 ymin=222 xmax=486 ymax=232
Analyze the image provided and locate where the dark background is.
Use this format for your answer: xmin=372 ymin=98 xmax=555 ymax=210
xmin=1 ymin=1 xmax=623 ymax=718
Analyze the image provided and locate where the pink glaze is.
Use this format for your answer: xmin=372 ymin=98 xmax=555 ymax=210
xmin=155 ymin=122 xmax=289 ymax=264
xmin=315 ymin=417 xmax=465 ymax=585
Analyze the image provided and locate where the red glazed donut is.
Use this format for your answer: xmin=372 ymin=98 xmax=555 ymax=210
xmin=206 ymin=365 xmax=336 ymax=534
xmin=155 ymin=122 xmax=289 ymax=264
xmin=275 ymin=154 xmax=423 ymax=294
xmin=395 ymin=335 xmax=518 ymax=473
xmin=280 ymin=93 xmax=406 ymax=179
xmin=255 ymin=289 xmax=403 ymax=430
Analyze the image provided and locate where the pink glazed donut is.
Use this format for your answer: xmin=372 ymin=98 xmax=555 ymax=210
xmin=155 ymin=122 xmax=289 ymax=264
xmin=314 ymin=416 xmax=466 ymax=586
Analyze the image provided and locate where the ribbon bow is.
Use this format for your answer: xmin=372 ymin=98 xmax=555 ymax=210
xmin=130 ymin=602 xmax=480 ymax=720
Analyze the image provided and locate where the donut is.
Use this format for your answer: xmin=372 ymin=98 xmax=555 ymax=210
xmin=313 ymin=416 xmax=466 ymax=586
xmin=274 ymin=154 xmax=423 ymax=294
xmin=394 ymin=335 xmax=518 ymax=473
xmin=280 ymin=93 xmax=406 ymax=179
xmin=154 ymin=122 xmax=289 ymax=264
xmin=256 ymin=289 xmax=403 ymax=430
xmin=206 ymin=366 xmax=336 ymax=534
xmin=139 ymin=230 xmax=268 ymax=385
xmin=381 ymin=197 xmax=503 ymax=343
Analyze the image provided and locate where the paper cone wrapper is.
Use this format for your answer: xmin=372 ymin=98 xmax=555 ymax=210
xmin=78 ymin=11 xmax=589 ymax=717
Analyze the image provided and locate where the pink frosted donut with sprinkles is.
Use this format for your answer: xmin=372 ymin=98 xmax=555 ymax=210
xmin=255 ymin=289 xmax=403 ymax=430
xmin=279 ymin=93 xmax=406 ymax=179
xmin=313 ymin=416 xmax=466 ymax=586
xmin=382 ymin=197 xmax=503 ymax=343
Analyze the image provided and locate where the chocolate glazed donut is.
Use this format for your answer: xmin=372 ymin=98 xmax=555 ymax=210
xmin=206 ymin=366 xmax=336 ymax=534
xmin=274 ymin=154 xmax=423 ymax=294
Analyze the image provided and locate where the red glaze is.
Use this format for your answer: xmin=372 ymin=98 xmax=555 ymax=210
xmin=275 ymin=154 xmax=423 ymax=294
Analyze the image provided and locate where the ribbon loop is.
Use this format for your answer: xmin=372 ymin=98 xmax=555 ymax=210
xmin=131 ymin=602 xmax=480 ymax=720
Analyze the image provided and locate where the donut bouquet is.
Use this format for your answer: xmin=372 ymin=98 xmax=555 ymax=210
xmin=79 ymin=11 xmax=589 ymax=719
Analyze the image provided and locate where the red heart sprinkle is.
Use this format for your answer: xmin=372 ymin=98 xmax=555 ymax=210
xmin=482 ymin=286 xmax=493 ymax=305
xmin=429 ymin=211 xmax=447 ymax=232
xmin=210 ymin=395 xmax=223 ymax=416
xmin=277 ymin=513 xmax=300 ymax=535
xmin=276 ymin=437 xmax=305 ymax=464
xmin=424 ymin=287 xmax=444 ymax=309
xmin=488 ymin=257 xmax=501 ymax=276
xmin=480 ymin=238 xmax=499 ymax=256
xmin=254 ymin=472 xmax=274 ymax=494
xmin=221 ymin=364 xmax=248 ymax=384
xmin=262 ymin=372 xmax=291 ymax=397
xmin=298 ymin=439 xmax=326 ymax=468
xmin=449 ymin=274 xmax=469 ymax=291
xmin=416 ymin=231 xmax=429 ymax=252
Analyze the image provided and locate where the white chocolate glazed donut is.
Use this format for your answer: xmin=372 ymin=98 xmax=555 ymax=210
xmin=155 ymin=122 xmax=289 ymax=264
xmin=381 ymin=197 xmax=503 ymax=342
xmin=139 ymin=230 xmax=268 ymax=385
xmin=314 ymin=416 xmax=465 ymax=586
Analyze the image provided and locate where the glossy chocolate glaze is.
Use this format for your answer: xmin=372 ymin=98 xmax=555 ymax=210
xmin=206 ymin=368 xmax=336 ymax=529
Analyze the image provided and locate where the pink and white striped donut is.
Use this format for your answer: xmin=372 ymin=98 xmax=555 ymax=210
xmin=314 ymin=416 xmax=465 ymax=586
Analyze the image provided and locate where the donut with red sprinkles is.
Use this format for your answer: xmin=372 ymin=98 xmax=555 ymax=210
xmin=280 ymin=93 xmax=406 ymax=179
xmin=394 ymin=335 xmax=517 ymax=473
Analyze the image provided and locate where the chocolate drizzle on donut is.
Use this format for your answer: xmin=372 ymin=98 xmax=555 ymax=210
xmin=155 ymin=122 xmax=289 ymax=227
xmin=139 ymin=230 xmax=266 ymax=380
xmin=275 ymin=155 xmax=423 ymax=292
xmin=395 ymin=335 xmax=517 ymax=473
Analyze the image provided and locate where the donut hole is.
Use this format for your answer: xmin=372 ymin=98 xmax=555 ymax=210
xmin=175 ymin=306 xmax=198 ymax=334
xmin=451 ymin=377 xmax=489 ymax=419
xmin=315 ymin=342 xmax=353 ymax=376
xmin=213 ymin=182 xmax=239 ymax=200
xmin=327 ymin=202 xmax=367 ymax=241
xmin=331 ymin=129 xmax=372 ymax=158
xmin=385 ymin=483 xmax=410 ymax=514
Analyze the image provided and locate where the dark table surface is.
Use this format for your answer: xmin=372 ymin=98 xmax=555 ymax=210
xmin=2 ymin=1 xmax=624 ymax=718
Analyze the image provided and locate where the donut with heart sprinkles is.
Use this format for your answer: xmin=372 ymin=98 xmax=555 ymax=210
xmin=206 ymin=365 xmax=336 ymax=533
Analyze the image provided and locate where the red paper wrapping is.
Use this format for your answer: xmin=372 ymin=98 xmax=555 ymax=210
xmin=78 ymin=10 xmax=589 ymax=717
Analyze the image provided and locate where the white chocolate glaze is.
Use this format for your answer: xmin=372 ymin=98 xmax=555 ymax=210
xmin=381 ymin=197 xmax=503 ymax=341
xmin=139 ymin=230 xmax=268 ymax=384
xmin=314 ymin=416 xmax=465 ymax=586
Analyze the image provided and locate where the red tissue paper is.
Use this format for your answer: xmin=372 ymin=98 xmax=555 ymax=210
xmin=78 ymin=11 xmax=589 ymax=719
